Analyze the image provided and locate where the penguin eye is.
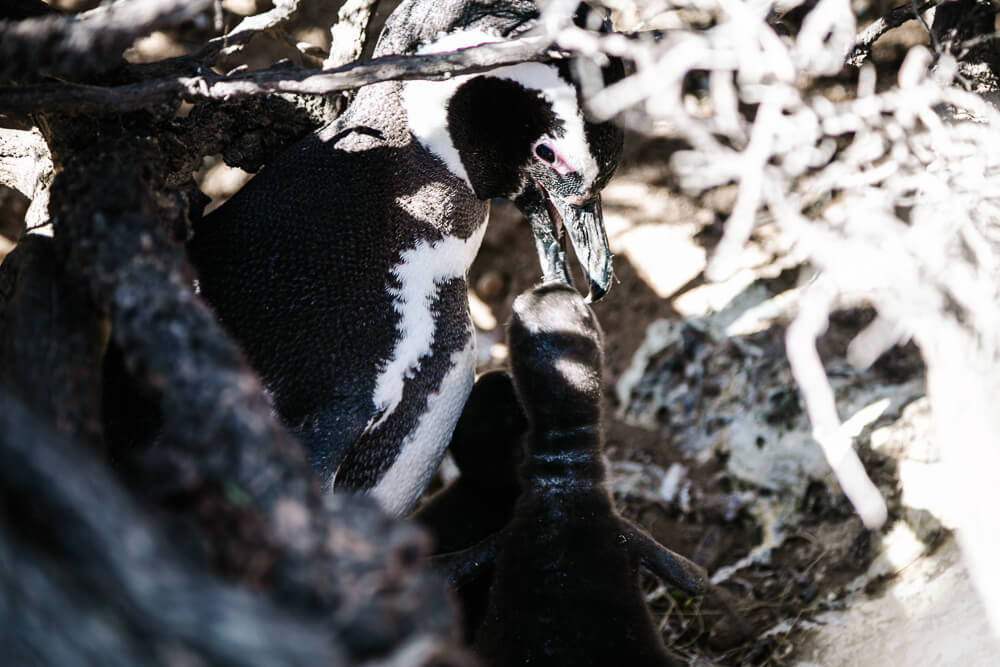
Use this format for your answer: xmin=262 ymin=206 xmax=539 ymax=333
xmin=534 ymin=143 xmax=556 ymax=164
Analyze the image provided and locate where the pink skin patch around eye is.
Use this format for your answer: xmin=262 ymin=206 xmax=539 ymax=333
xmin=532 ymin=138 xmax=576 ymax=176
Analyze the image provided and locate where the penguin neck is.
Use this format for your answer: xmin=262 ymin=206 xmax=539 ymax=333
xmin=521 ymin=425 xmax=606 ymax=492
xmin=333 ymin=80 xmax=489 ymax=239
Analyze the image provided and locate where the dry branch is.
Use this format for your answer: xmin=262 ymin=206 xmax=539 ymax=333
xmin=0 ymin=128 xmax=51 ymax=228
xmin=572 ymin=0 xmax=1000 ymax=630
xmin=186 ymin=0 xmax=304 ymax=65
xmin=0 ymin=389 xmax=344 ymax=667
xmin=327 ymin=0 xmax=380 ymax=69
xmin=0 ymin=0 xmax=213 ymax=80
xmin=847 ymin=0 xmax=937 ymax=67
xmin=0 ymin=36 xmax=551 ymax=115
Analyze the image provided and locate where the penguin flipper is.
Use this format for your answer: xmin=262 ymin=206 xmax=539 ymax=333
xmin=429 ymin=531 xmax=501 ymax=588
xmin=296 ymin=405 xmax=374 ymax=481
xmin=624 ymin=523 xmax=707 ymax=596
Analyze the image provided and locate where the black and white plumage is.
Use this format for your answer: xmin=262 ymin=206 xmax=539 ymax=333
xmin=464 ymin=283 xmax=706 ymax=667
xmin=188 ymin=0 xmax=623 ymax=514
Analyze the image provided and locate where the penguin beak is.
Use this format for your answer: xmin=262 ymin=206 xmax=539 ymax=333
xmin=550 ymin=195 xmax=613 ymax=302
xmin=517 ymin=183 xmax=614 ymax=303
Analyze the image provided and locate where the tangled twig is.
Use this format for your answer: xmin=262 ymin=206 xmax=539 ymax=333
xmin=0 ymin=36 xmax=552 ymax=115
xmin=557 ymin=0 xmax=1000 ymax=629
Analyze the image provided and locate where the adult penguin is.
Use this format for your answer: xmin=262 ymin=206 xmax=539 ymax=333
xmin=188 ymin=0 xmax=623 ymax=515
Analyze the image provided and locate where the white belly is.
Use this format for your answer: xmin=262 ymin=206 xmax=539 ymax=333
xmin=370 ymin=338 xmax=476 ymax=515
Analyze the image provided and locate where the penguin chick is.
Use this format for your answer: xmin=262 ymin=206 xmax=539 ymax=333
xmin=469 ymin=283 xmax=707 ymax=667
xmin=187 ymin=0 xmax=624 ymax=515
xmin=413 ymin=369 xmax=526 ymax=641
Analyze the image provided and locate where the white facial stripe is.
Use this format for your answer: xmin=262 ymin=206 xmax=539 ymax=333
xmin=401 ymin=28 xmax=599 ymax=191
xmin=401 ymin=75 xmax=474 ymax=188
xmin=401 ymin=28 xmax=502 ymax=189
xmin=487 ymin=61 xmax=600 ymax=186
xmin=371 ymin=338 xmax=476 ymax=516
xmin=370 ymin=206 xmax=488 ymax=427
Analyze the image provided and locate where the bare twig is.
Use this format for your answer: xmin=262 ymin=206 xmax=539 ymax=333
xmin=326 ymin=0 xmax=379 ymax=69
xmin=117 ymin=0 xmax=306 ymax=79
xmin=958 ymin=30 xmax=1000 ymax=52
xmin=0 ymin=36 xmax=552 ymax=115
xmin=0 ymin=127 xmax=47 ymax=198
xmin=0 ymin=127 xmax=52 ymax=230
xmin=911 ymin=0 xmax=939 ymax=52
xmin=0 ymin=0 xmax=214 ymax=79
xmin=186 ymin=0 xmax=303 ymax=65
xmin=846 ymin=0 xmax=937 ymax=67
xmin=785 ymin=278 xmax=888 ymax=528
xmin=276 ymin=30 xmax=329 ymax=62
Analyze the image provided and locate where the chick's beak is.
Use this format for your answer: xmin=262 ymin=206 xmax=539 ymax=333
xmin=515 ymin=183 xmax=614 ymax=303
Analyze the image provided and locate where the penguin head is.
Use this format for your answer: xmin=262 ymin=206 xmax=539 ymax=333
xmin=375 ymin=1 xmax=539 ymax=58
xmin=400 ymin=4 xmax=624 ymax=302
xmin=507 ymin=282 xmax=603 ymax=433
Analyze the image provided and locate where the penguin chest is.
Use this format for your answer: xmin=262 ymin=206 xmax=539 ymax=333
xmin=336 ymin=215 xmax=488 ymax=515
